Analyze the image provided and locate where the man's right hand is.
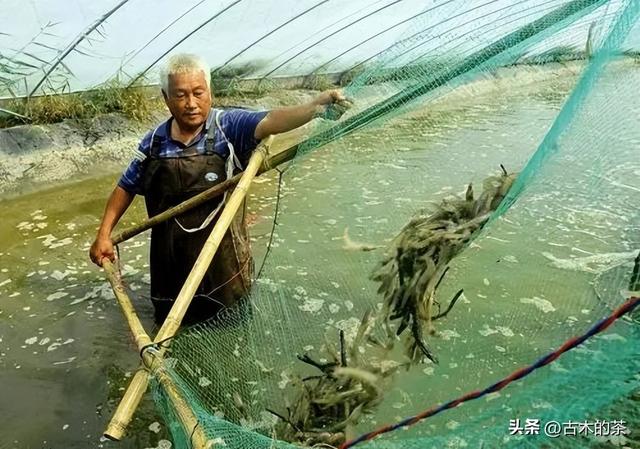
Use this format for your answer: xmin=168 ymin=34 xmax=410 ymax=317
xmin=89 ymin=186 xmax=135 ymax=267
xmin=90 ymin=236 xmax=115 ymax=267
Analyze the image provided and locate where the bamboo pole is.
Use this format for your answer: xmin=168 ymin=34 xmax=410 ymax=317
xmin=156 ymin=368 xmax=210 ymax=449
xmin=112 ymin=101 xmax=351 ymax=245
xmin=106 ymin=367 xmax=210 ymax=448
xmin=102 ymin=259 xmax=154 ymax=440
xmin=155 ymin=135 xmax=273 ymax=341
xmin=104 ymin=369 xmax=149 ymax=440
xmin=111 ymin=140 xmax=297 ymax=245
xmin=104 ymin=136 xmax=274 ymax=441
xmin=103 ymin=259 xmax=152 ymax=350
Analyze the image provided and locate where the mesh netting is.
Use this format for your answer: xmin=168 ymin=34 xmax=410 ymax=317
xmin=150 ymin=1 xmax=640 ymax=448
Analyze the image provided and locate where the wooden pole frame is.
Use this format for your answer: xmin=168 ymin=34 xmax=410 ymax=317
xmin=103 ymin=136 xmax=274 ymax=443
xmin=102 ymin=263 xmax=211 ymax=446
xmin=111 ymin=138 xmax=297 ymax=245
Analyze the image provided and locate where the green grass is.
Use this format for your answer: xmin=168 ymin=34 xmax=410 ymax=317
xmin=301 ymin=73 xmax=336 ymax=91
xmin=338 ymin=65 xmax=368 ymax=87
xmin=519 ymin=45 xmax=585 ymax=65
xmin=210 ymin=62 xmax=272 ymax=97
xmin=0 ymin=82 xmax=163 ymax=128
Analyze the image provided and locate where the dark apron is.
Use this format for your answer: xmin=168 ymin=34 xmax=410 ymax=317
xmin=142 ymin=117 xmax=253 ymax=325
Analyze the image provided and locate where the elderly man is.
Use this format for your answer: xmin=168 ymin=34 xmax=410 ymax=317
xmin=90 ymin=53 xmax=344 ymax=324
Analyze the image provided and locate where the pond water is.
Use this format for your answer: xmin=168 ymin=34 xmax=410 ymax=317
xmin=1 ymin=64 xmax=639 ymax=449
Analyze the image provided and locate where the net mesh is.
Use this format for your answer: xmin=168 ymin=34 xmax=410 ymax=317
xmin=149 ymin=1 xmax=640 ymax=448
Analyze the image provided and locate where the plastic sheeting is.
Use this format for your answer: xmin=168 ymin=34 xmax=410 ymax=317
xmin=0 ymin=0 xmax=634 ymax=96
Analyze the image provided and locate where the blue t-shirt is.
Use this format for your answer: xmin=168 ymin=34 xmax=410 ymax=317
xmin=118 ymin=108 xmax=268 ymax=195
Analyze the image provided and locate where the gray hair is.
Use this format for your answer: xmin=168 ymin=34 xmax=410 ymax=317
xmin=159 ymin=53 xmax=211 ymax=93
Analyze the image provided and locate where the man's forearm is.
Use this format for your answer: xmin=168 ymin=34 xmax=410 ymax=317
xmin=254 ymin=90 xmax=346 ymax=140
xmin=97 ymin=185 xmax=135 ymax=239
xmin=258 ymin=102 xmax=321 ymax=137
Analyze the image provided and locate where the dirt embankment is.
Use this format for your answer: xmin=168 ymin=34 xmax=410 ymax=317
xmin=0 ymin=90 xmax=320 ymax=198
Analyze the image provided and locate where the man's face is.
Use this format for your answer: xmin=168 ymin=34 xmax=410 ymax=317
xmin=164 ymin=70 xmax=212 ymax=131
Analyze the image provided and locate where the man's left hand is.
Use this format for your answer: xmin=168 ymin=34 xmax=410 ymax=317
xmin=313 ymin=89 xmax=353 ymax=120
xmin=313 ymin=89 xmax=347 ymax=106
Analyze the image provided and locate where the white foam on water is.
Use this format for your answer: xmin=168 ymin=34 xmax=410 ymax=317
xmin=120 ymin=264 xmax=139 ymax=276
xmin=520 ymin=296 xmax=556 ymax=313
xmin=16 ymin=221 xmax=35 ymax=231
xmin=334 ymin=317 xmax=361 ymax=345
xmin=52 ymin=356 xmax=76 ymax=365
xmin=145 ymin=440 xmax=172 ymax=449
xmin=542 ymin=250 xmax=638 ymax=273
xmin=46 ymin=291 xmax=68 ymax=301
xmin=51 ymin=270 xmax=73 ymax=280
xmin=446 ymin=420 xmax=460 ymax=430
xmin=439 ymin=329 xmax=461 ymax=340
xmin=298 ymin=298 xmax=324 ymax=313
xmin=550 ymin=362 xmax=569 ymax=373
xmin=479 ymin=325 xmax=514 ymax=337
xmin=278 ymin=370 xmax=291 ymax=389
xmin=484 ymin=392 xmax=501 ymax=402
xmin=599 ymin=333 xmax=626 ymax=342
xmin=69 ymin=282 xmax=113 ymax=305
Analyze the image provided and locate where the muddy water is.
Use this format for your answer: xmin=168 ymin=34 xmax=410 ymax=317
xmin=0 ymin=176 xmax=157 ymax=449
xmin=1 ymin=66 xmax=638 ymax=449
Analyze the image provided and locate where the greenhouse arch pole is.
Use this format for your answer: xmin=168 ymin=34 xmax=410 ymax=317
xmin=306 ymin=0 xmax=608 ymax=144
xmin=127 ymin=0 xmax=243 ymax=88
xmin=397 ymin=2 xmax=613 ymax=71
xmin=266 ymin=0 xmax=387 ymax=65
xmin=118 ymin=0 xmax=210 ymax=74
xmin=340 ymin=0 xmax=604 ymax=76
xmin=28 ymin=0 xmax=131 ymax=97
xmin=399 ymin=0 xmax=574 ymax=69
xmin=259 ymin=0 xmax=404 ymax=79
xmin=341 ymin=0 xmax=505 ymax=75
xmin=307 ymin=0 xmax=458 ymax=75
xmin=389 ymin=0 xmax=563 ymax=69
xmin=213 ymin=0 xmax=330 ymax=74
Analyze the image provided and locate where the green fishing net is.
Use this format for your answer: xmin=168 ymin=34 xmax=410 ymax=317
xmin=150 ymin=1 xmax=640 ymax=448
